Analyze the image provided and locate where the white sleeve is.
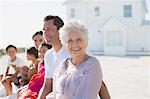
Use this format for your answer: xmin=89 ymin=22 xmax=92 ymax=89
xmin=14 ymin=57 xmax=25 ymax=67
xmin=44 ymin=53 xmax=53 ymax=78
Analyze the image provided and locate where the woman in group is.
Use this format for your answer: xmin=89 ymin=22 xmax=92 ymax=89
xmin=26 ymin=46 xmax=40 ymax=83
xmin=47 ymin=20 xmax=103 ymax=99
xmin=17 ymin=43 xmax=52 ymax=99
xmin=32 ymin=31 xmax=44 ymax=50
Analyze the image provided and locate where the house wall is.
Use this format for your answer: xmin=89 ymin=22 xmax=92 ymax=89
xmin=64 ymin=0 xmax=150 ymax=55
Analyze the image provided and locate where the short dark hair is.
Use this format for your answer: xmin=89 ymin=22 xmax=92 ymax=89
xmin=44 ymin=15 xmax=64 ymax=30
xmin=41 ymin=43 xmax=52 ymax=49
xmin=27 ymin=47 xmax=38 ymax=59
xmin=6 ymin=45 xmax=17 ymax=52
xmin=32 ymin=31 xmax=43 ymax=40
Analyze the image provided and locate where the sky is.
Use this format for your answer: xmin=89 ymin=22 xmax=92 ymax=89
xmin=0 ymin=0 xmax=66 ymax=49
xmin=0 ymin=0 xmax=150 ymax=49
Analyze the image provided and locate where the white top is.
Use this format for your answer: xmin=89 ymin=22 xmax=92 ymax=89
xmin=44 ymin=46 xmax=70 ymax=78
xmin=48 ymin=56 xmax=103 ymax=99
xmin=7 ymin=56 xmax=25 ymax=68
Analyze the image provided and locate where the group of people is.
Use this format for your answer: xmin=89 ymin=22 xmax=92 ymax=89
xmin=0 ymin=15 xmax=111 ymax=99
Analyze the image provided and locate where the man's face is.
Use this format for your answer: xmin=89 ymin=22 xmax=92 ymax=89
xmin=43 ymin=19 xmax=59 ymax=44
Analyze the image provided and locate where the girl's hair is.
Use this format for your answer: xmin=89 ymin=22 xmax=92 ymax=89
xmin=41 ymin=43 xmax=52 ymax=49
xmin=27 ymin=47 xmax=38 ymax=59
xmin=32 ymin=31 xmax=43 ymax=40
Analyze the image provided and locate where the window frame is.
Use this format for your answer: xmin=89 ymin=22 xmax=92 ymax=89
xmin=94 ymin=6 xmax=100 ymax=16
xmin=123 ymin=4 xmax=132 ymax=18
xmin=70 ymin=8 xmax=75 ymax=18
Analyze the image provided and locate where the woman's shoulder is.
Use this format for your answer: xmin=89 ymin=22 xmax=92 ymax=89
xmin=36 ymin=58 xmax=41 ymax=64
xmin=87 ymin=56 xmax=99 ymax=64
xmin=83 ymin=56 xmax=100 ymax=69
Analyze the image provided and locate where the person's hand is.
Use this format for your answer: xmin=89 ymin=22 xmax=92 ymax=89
xmin=16 ymin=67 xmax=21 ymax=73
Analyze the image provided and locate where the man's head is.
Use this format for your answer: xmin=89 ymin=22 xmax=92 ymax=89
xmin=6 ymin=45 xmax=17 ymax=59
xmin=43 ymin=15 xmax=64 ymax=45
xmin=32 ymin=31 xmax=44 ymax=49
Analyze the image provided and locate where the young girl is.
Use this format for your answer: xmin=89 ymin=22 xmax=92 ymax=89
xmin=17 ymin=43 xmax=52 ymax=98
xmin=26 ymin=47 xmax=39 ymax=83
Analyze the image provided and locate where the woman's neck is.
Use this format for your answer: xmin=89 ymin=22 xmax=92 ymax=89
xmin=72 ymin=53 xmax=89 ymax=66
xmin=32 ymin=58 xmax=37 ymax=64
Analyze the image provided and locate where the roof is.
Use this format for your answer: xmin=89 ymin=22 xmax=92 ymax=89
xmin=63 ymin=0 xmax=89 ymax=5
xmin=101 ymin=17 xmax=127 ymax=31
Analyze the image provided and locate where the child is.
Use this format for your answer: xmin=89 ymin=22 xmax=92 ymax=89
xmin=17 ymin=43 xmax=52 ymax=98
xmin=1 ymin=45 xmax=25 ymax=95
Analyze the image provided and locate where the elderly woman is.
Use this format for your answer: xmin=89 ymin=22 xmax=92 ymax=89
xmin=47 ymin=20 xmax=103 ymax=99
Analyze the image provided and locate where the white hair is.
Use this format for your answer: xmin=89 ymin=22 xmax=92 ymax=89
xmin=60 ymin=20 xmax=88 ymax=45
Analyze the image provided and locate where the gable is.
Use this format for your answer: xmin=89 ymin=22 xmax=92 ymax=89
xmin=101 ymin=17 xmax=127 ymax=31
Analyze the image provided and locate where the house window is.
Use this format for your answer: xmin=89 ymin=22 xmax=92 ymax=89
xmin=70 ymin=8 xmax=75 ymax=18
xmin=124 ymin=5 xmax=132 ymax=17
xmin=94 ymin=7 xmax=100 ymax=16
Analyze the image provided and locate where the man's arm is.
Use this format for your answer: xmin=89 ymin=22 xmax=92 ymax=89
xmin=5 ymin=66 xmax=9 ymax=77
xmin=38 ymin=78 xmax=53 ymax=99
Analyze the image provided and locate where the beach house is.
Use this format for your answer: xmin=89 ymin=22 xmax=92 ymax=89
xmin=64 ymin=0 xmax=150 ymax=56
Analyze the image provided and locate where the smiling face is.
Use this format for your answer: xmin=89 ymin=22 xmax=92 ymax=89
xmin=7 ymin=47 xmax=17 ymax=59
xmin=66 ymin=30 xmax=87 ymax=58
xmin=43 ymin=19 xmax=59 ymax=45
xmin=33 ymin=34 xmax=44 ymax=49
xmin=26 ymin=53 xmax=34 ymax=61
xmin=38 ymin=45 xmax=49 ymax=61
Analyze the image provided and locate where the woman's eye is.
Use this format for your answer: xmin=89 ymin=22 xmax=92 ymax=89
xmin=67 ymin=40 xmax=73 ymax=43
xmin=77 ymin=39 xmax=82 ymax=42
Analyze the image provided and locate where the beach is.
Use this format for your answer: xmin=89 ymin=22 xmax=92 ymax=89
xmin=0 ymin=54 xmax=150 ymax=99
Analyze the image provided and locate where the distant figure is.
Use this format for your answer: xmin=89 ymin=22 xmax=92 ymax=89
xmin=32 ymin=31 xmax=44 ymax=50
xmin=17 ymin=43 xmax=52 ymax=99
xmin=46 ymin=20 xmax=103 ymax=99
xmin=1 ymin=45 xmax=25 ymax=96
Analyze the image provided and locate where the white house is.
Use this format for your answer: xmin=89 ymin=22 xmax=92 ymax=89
xmin=64 ymin=0 xmax=150 ymax=56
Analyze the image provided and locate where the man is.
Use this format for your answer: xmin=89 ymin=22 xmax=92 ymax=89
xmin=38 ymin=15 xmax=70 ymax=99
xmin=38 ymin=15 xmax=110 ymax=99
xmin=1 ymin=45 xmax=25 ymax=96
